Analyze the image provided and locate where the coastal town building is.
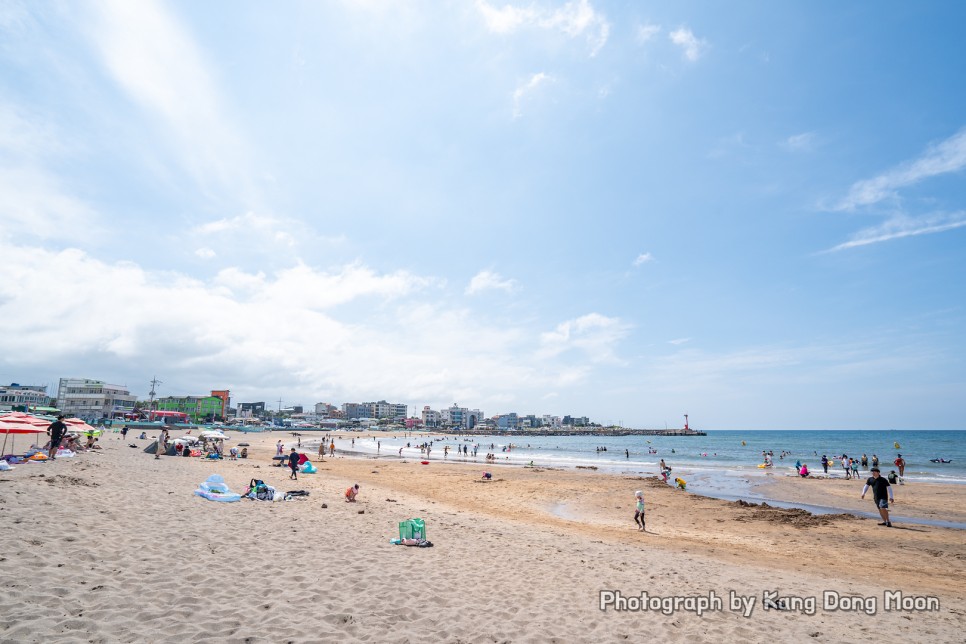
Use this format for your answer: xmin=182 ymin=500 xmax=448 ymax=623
xmin=342 ymin=400 xmax=407 ymax=421
xmin=421 ymin=406 xmax=441 ymax=428
xmin=314 ymin=402 xmax=340 ymax=417
xmin=154 ymin=390 xmax=229 ymax=423
xmin=493 ymin=412 xmax=519 ymax=430
xmin=0 ymin=383 xmax=52 ymax=411
xmin=442 ymin=403 xmax=483 ymax=429
xmin=238 ymin=402 xmax=266 ymax=418
xmin=56 ymin=378 xmax=137 ymax=421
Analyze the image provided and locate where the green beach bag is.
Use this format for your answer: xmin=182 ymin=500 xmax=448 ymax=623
xmin=398 ymin=518 xmax=426 ymax=540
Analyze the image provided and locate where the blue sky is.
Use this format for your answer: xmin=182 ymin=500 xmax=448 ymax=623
xmin=1 ymin=1 xmax=964 ymax=429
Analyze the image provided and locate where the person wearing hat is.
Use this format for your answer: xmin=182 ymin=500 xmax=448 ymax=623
xmin=861 ymin=467 xmax=895 ymax=527
xmin=46 ymin=415 xmax=68 ymax=459
xmin=634 ymin=490 xmax=646 ymax=532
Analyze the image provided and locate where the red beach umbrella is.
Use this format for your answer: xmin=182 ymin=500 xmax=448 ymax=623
xmin=0 ymin=412 xmax=50 ymax=456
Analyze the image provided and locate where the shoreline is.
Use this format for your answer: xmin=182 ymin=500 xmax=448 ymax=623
xmin=300 ymin=432 xmax=966 ymax=529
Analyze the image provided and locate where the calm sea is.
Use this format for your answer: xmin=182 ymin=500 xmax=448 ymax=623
xmin=344 ymin=429 xmax=966 ymax=485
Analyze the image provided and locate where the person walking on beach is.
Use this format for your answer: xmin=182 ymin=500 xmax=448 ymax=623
xmin=329 ymin=440 xmax=335 ymax=456
xmin=842 ymin=455 xmax=851 ymax=479
xmin=317 ymin=441 xmax=325 ymax=460
xmin=120 ymin=425 xmax=129 ymax=440
xmin=276 ymin=440 xmax=283 ymax=456
xmin=288 ymin=448 xmax=300 ymax=480
xmin=894 ymin=454 xmax=906 ymax=478
xmin=46 ymin=415 xmax=68 ymax=459
xmin=634 ymin=491 xmax=646 ymax=532
xmin=851 ymin=458 xmax=859 ymax=478
xmin=861 ymin=466 xmax=894 ymax=527
xmin=155 ymin=426 xmax=169 ymax=459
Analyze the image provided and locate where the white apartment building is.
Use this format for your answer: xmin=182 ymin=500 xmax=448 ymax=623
xmin=0 ymin=384 xmax=51 ymax=410
xmin=56 ymin=378 xmax=137 ymax=421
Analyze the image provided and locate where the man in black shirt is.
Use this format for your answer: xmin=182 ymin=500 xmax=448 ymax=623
xmin=47 ymin=415 xmax=68 ymax=459
xmin=861 ymin=466 xmax=895 ymax=527
xmin=288 ymin=448 xmax=300 ymax=480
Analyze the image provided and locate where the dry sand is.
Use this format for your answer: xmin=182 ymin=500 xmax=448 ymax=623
xmin=1 ymin=430 xmax=964 ymax=643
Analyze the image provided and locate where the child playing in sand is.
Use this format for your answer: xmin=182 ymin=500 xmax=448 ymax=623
xmin=345 ymin=484 xmax=359 ymax=502
xmin=634 ymin=491 xmax=646 ymax=531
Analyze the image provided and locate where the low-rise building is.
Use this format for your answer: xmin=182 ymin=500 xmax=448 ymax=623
xmin=0 ymin=383 xmax=52 ymax=411
xmin=56 ymin=378 xmax=137 ymax=421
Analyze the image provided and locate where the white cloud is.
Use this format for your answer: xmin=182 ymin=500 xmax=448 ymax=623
xmin=475 ymin=0 xmax=536 ymax=33
xmin=668 ymin=337 xmax=690 ymax=346
xmin=0 ymin=102 xmax=99 ymax=242
xmin=824 ymin=211 xmax=966 ymax=252
xmin=476 ymin=0 xmax=610 ymax=56
xmin=669 ymin=27 xmax=708 ymax=62
xmin=538 ymin=313 xmax=630 ymax=364
xmin=465 ymin=270 xmax=519 ymax=295
xmin=0 ymin=242 xmax=566 ymax=409
xmin=636 ymin=23 xmax=661 ymax=43
xmin=836 ymin=128 xmax=966 ymax=211
xmin=632 ymin=252 xmax=654 ymax=266
xmin=784 ymin=132 xmax=815 ymax=151
xmin=512 ymin=72 xmax=553 ymax=118
xmin=83 ymin=0 xmax=253 ymax=200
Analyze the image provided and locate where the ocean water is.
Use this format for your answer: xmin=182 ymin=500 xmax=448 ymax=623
xmin=341 ymin=429 xmax=966 ymax=485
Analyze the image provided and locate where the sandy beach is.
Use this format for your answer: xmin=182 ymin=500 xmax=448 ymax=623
xmin=2 ymin=430 xmax=964 ymax=643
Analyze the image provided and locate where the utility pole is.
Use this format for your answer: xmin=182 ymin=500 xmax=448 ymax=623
xmin=148 ymin=376 xmax=163 ymax=417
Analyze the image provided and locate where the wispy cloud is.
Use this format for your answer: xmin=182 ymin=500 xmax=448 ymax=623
xmin=538 ymin=313 xmax=630 ymax=364
xmin=0 ymin=102 xmax=99 ymax=242
xmin=636 ymin=23 xmax=661 ymax=43
xmin=476 ymin=0 xmax=610 ymax=56
xmin=632 ymin=252 xmax=654 ymax=267
xmin=669 ymin=27 xmax=708 ymax=62
xmin=823 ymin=211 xmax=966 ymax=253
xmin=83 ymin=0 xmax=252 ymax=201
xmin=465 ymin=270 xmax=519 ymax=295
xmin=668 ymin=337 xmax=690 ymax=346
xmin=513 ymin=72 xmax=552 ymax=118
xmin=836 ymin=128 xmax=966 ymax=211
xmin=784 ymin=132 xmax=816 ymax=151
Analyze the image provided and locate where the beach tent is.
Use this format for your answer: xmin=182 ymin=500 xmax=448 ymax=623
xmin=0 ymin=412 xmax=50 ymax=456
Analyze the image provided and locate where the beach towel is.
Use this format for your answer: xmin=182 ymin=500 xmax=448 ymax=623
xmin=391 ymin=538 xmax=434 ymax=547
xmin=398 ymin=518 xmax=426 ymax=540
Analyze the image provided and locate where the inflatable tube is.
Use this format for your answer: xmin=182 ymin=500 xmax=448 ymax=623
xmin=194 ymin=489 xmax=242 ymax=502
xmin=194 ymin=474 xmax=242 ymax=502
